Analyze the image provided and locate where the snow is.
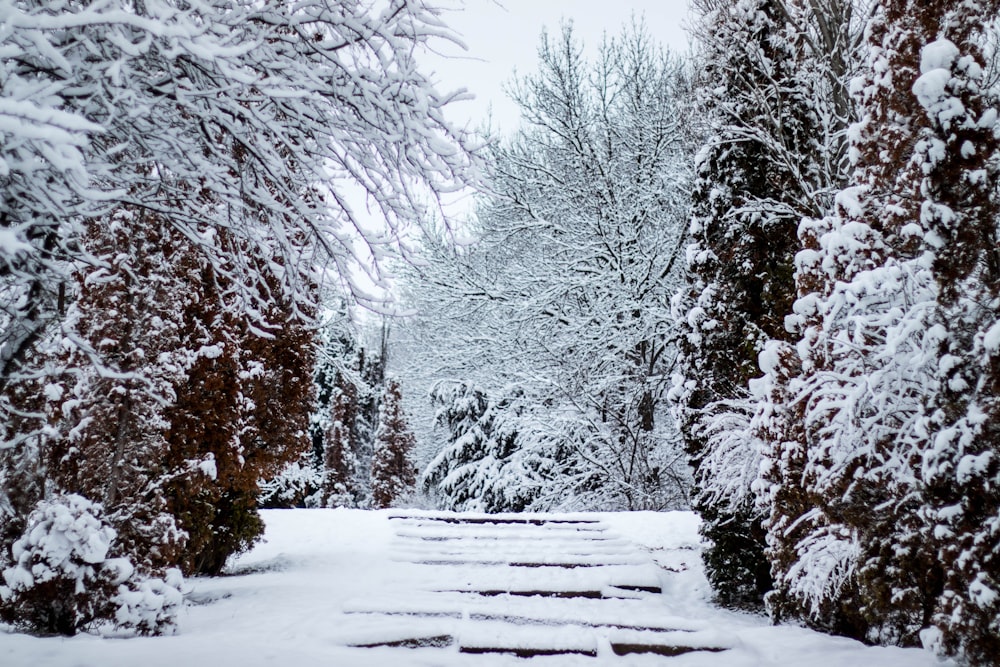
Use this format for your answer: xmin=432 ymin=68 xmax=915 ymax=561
xmin=919 ymin=39 xmax=960 ymax=74
xmin=0 ymin=228 xmax=32 ymax=258
xmin=983 ymin=319 xmax=1000 ymax=352
xmin=196 ymin=344 xmax=224 ymax=360
xmin=0 ymin=509 xmax=952 ymax=666
xmin=913 ymin=39 xmax=968 ymax=130
xmin=196 ymin=456 xmax=217 ymax=481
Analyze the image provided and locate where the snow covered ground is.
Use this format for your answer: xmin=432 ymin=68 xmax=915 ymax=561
xmin=0 ymin=509 xmax=952 ymax=666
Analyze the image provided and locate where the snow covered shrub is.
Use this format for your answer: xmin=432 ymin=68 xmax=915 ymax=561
xmin=110 ymin=567 xmax=184 ymax=637
xmin=259 ymin=455 xmax=324 ymax=509
xmin=0 ymin=494 xmax=121 ymax=634
xmin=0 ymin=494 xmax=181 ymax=636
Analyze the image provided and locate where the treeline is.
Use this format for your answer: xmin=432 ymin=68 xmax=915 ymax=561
xmin=260 ymin=322 xmax=417 ymax=513
xmin=0 ymin=0 xmax=462 ymax=637
xmin=671 ymin=0 xmax=999 ymax=665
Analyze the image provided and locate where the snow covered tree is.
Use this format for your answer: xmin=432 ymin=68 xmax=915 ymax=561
xmin=323 ymin=385 xmax=361 ymax=508
xmin=673 ymin=0 xmax=860 ymax=608
xmin=42 ymin=210 xmax=195 ymax=577
xmin=757 ymin=1 xmax=1000 ymax=659
xmin=403 ymin=21 xmax=693 ymax=512
xmin=304 ymin=318 xmax=388 ymax=508
xmin=421 ymin=380 xmax=490 ymax=509
xmin=36 ymin=207 xmax=315 ymax=580
xmin=371 ymin=379 xmax=416 ymax=509
xmin=907 ymin=3 xmax=1000 ymax=661
xmin=1 ymin=0 xmax=475 ymax=619
xmin=420 ymin=381 xmax=539 ymax=512
xmin=158 ymin=249 xmax=317 ymax=576
xmin=0 ymin=0 xmax=474 ymax=444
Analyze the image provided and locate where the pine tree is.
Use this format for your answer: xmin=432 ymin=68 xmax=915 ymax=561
xmin=421 ymin=381 xmax=515 ymax=512
xmin=370 ymin=379 xmax=416 ymax=509
xmin=323 ymin=385 xmax=360 ymax=507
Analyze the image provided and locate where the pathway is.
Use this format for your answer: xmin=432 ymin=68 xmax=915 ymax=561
xmin=339 ymin=512 xmax=734 ymax=660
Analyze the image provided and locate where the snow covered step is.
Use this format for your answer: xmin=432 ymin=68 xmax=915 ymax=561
xmin=458 ymin=621 xmax=600 ymax=657
xmin=392 ymin=525 xmax=612 ymax=540
xmin=332 ymin=510 xmax=741 ymax=661
xmin=393 ymin=536 xmax=631 ymax=550
xmin=342 ymin=614 xmax=734 ymax=658
xmin=342 ymin=590 xmax=684 ymax=622
xmin=393 ymin=543 xmax=642 ymax=558
xmin=444 ymin=586 xmax=659 ymax=600
xmin=390 ymin=518 xmax=604 ymax=530
xmin=394 ymin=556 xmax=645 ymax=567
xmin=430 ymin=565 xmax=662 ymax=593
xmin=466 ymin=610 xmax=707 ymax=633
xmin=459 ymin=622 xmax=733 ymax=658
xmin=343 ymin=608 xmax=708 ymax=635
xmin=390 ymin=518 xmax=609 ymax=531
xmin=388 ymin=511 xmax=602 ymax=525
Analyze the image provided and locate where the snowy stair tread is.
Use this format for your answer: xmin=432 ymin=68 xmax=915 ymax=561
xmin=345 ymin=615 xmax=734 ymax=657
xmin=387 ymin=511 xmax=603 ymax=525
xmin=339 ymin=511 xmax=734 ymax=660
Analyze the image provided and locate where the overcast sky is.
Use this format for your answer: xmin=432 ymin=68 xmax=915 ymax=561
xmin=425 ymin=0 xmax=695 ymax=134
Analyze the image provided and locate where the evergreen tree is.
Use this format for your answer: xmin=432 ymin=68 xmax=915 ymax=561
xmin=759 ymin=2 xmax=1000 ymax=659
xmin=47 ymin=210 xmax=191 ymax=575
xmin=673 ymin=0 xmax=855 ymax=608
xmin=0 ymin=493 xmax=182 ymax=636
xmin=908 ymin=2 xmax=1000 ymax=661
xmin=161 ymin=254 xmax=314 ymax=576
xmin=421 ymin=381 xmax=540 ymax=512
xmin=757 ymin=0 xmax=940 ymax=641
xmin=323 ymin=386 xmax=360 ymax=507
xmin=371 ymin=379 xmax=416 ymax=509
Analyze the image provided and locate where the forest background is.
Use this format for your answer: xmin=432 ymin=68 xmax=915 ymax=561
xmin=0 ymin=2 xmax=997 ymax=667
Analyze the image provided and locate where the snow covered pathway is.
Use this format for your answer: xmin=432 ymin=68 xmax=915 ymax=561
xmin=0 ymin=509 xmax=953 ymax=666
xmin=343 ymin=512 xmax=732 ymax=659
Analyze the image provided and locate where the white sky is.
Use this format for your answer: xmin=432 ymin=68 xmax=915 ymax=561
xmin=425 ymin=0 xmax=695 ymax=134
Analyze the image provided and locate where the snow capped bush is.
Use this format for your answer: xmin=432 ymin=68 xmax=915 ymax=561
xmin=259 ymin=456 xmax=324 ymax=509
xmin=0 ymin=494 xmax=119 ymax=634
xmin=0 ymin=494 xmax=182 ymax=636
xmin=110 ymin=567 xmax=184 ymax=637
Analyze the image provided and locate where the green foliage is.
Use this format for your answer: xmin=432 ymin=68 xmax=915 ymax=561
xmin=698 ymin=501 xmax=772 ymax=608
xmin=371 ymin=379 xmax=416 ymax=509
